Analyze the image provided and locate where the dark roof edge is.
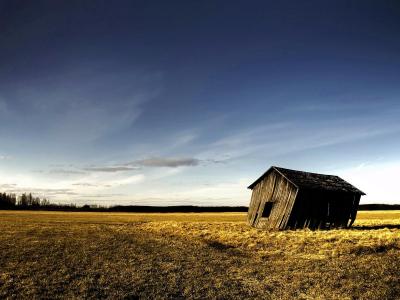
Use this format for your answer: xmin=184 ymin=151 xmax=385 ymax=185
xmin=248 ymin=166 xmax=366 ymax=195
xmin=270 ymin=166 xmax=299 ymax=189
xmin=247 ymin=166 xmax=299 ymax=190
xmin=335 ymin=176 xmax=366 ymax=195
xmin=247 ymin=166 xmax=272 ymax=189
xmin=276 ymin=167 xmax=366 ymax=195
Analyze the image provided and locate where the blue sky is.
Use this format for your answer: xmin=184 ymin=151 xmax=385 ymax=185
xmin=0 ymin=1 xmax=400 ymax=205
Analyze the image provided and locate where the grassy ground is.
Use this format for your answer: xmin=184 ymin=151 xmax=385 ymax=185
xmin=0 ymin=211 xmax=399 ymax=299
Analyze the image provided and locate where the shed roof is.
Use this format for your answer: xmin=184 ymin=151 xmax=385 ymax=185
xmin=248 ymin=166 xmax=366 ymax=195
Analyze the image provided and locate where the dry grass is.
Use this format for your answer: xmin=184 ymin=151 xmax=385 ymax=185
xmin=0 ymin=210 xmax=399 ymax=299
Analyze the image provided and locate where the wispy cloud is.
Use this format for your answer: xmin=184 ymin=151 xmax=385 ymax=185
xmin=107 ymin=174 xmax=145 ymax=186
xmin=0 ymin=155 xmax=12 ymax=160
xmin=71 ymin=182 xmax=104 ymax=187
xmin=2 ymin=66 xmax=163 ymax=145
xmin=82 ymin=166 xmax=140 ymax=172
xmin=81 ymin=157 xmax=204 ymax=173
xmin=32 ymin=156 xmax=205 ymax=192
xmin=132 ymin=157 xmax=200 ymax=168
xmin=49 ymin=169 xmax=86 ymax=175
xmin=77 ymin=193 xmax=125 ymax=198
xmin=0 ymin=183 xmax=17 ymax=189
xmin=201 ymin=113 xmax=400 ymax=163
xmin=0 ymin=98 xmax=8 ymax=116
xmin=46 ymin=165 xmax=139 ymax=175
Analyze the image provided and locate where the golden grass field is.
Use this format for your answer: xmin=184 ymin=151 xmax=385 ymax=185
xmin=0 ymin=210 xmax=399 ymax=299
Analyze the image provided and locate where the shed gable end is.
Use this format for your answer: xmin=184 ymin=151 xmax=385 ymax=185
xmin=247 ymin=170 xmax=298 ymax=229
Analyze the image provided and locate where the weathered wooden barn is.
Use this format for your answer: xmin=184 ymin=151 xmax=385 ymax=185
xmin=247 ymin=166 xmax=365 ymax=230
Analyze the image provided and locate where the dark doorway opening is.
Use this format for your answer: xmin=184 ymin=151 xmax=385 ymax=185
xmin=262 ymin=202 xmax=274 ymax=218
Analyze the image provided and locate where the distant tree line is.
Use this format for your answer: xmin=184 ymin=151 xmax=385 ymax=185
xmin=358 ymin=204 xmax=400 ymax=210
xmin=0 ymin=193 xmax=249 ymax=212
xmin=0 ymin=193 xmax=17 ymax=209
xmin=0 ymin=192 xmax=50 ymax=209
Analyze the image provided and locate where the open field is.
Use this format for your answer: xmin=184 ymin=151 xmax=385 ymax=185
xmin=0 ymin=211 xmax=400 ymax=299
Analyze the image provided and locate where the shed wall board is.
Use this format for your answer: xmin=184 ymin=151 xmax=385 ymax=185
xmin=248 ymin=170 xmax=298 ymax=229
xmin=248 ymin=171 xmax=277 ymax=226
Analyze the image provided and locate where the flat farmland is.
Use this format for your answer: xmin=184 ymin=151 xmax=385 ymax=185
xmin=0 ymin=210 xmax=399 ymax=299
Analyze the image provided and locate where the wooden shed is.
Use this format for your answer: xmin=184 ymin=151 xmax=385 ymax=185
xmin=247 ymin=166 xmax=365 ymax=230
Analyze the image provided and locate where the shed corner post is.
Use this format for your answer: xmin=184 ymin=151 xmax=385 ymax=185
xmin=348 ymin=194 xmax=361 ymax=227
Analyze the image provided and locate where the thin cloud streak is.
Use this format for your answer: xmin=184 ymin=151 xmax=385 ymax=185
xmin=66 ymin=157 xmax=203 ymax=175
xmin=49 ymin=169 xmax=86 ymax=175
xmin=107 ymin=174 xmax=145 ymax=186
xmin=82 ymin=166 xmax=140 ymax=172
xmin=201 ymin=114 xmax=400 ymax=162
xmin=132 ymin=157 xmax=200 ymax=168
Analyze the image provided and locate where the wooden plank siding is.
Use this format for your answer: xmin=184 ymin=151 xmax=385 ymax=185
xmin=247 ymin=171 xmax=277 ymax=226
xmin=254 ymin=172 xmax=279 ymax=228
xmin=248 ymin=170 xmax=298 ymax=230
